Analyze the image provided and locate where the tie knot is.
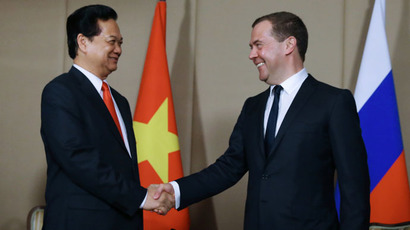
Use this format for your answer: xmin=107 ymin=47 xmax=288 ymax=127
xmin=273 ymin=85 xmax=282 ymax=95
xmin=102 ymin=82 xmax=109 ymax=92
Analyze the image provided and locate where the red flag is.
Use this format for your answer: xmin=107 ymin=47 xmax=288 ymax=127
xmin=133 ymin=1 xmax=190 ymax=229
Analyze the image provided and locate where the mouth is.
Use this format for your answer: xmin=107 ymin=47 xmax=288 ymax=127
xmin=109 ymin=57 xmax=119 ymax=62
xmin=256 ymin=62 xmax=265 ymax=68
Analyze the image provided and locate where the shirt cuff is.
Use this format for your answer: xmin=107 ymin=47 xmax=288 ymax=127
xmin=169 ymin=181 xmax=181 ymax=209
xmin=139 ymin=192 xmax=148 ymax=209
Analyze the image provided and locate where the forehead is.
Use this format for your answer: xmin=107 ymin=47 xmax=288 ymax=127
xmin=250 ymin=20 xmax=274 ymax=43
xmin=98 ymin=19 xmax=122 ymax=37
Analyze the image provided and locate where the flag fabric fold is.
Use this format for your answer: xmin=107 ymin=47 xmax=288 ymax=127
xmin=353 ymin=0 xmax=410 ymax=227
xmin=133 ymin=1 xmax=190 ymax=229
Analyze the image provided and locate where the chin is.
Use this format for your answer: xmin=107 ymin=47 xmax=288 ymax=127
xmin=259 ymin=75 xmax=268 ymax=82
xmin=109 ymin=66 xmax=118 ymax=72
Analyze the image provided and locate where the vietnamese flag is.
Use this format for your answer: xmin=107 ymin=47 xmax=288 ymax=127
xmin=133 ymin=1 xmax=190 ymax=229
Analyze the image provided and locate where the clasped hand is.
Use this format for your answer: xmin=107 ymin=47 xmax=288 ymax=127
xmin=143 ymin=183 xmax=175 ymax=215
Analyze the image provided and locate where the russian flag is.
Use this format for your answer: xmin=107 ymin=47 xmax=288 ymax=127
xmin=351 ymin=0 xmax=410 ymax=227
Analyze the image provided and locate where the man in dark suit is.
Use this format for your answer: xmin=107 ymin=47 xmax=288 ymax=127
xmin=40 ymin=5 xmax=173 ymax=230
xmin=154 ymin=12 xmax=370 ymax=229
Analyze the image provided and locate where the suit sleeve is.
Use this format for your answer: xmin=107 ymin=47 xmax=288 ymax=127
xmin=329 ymin=90 xmax=370 ymax=229
xmin=41 ymin=81 xmax=146 ymax=216
xmin=176 ymin=99 xmax=250 ymax=210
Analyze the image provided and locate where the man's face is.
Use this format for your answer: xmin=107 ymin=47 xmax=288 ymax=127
xmin=249 ymin=20 xmax=286 ymax=85
xmin=86 ymin=19 xmax=123 ymax=79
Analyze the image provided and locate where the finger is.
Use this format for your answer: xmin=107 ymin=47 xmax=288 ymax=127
xmin=163 ymin=183 xmax=175 ymax=195
xmin=163 ymin=194 xmax=175 ymax=212
xmin=148 ymin=184 xmax=158 ymax=191
xmin=156 ymin=207 xmax=165 ymax=215
xmin=153 ymin=184 xmax=164 ymax=199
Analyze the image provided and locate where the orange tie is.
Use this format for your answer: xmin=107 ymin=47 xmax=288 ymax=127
xmin=102 ymin=82 xmax=123 ymax=139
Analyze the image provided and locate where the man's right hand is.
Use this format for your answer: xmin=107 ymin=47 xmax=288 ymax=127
xmin=153 ymin=183 xmax=175 ymax=200
xmin=143 ymin=184 xmax=175 ymax=215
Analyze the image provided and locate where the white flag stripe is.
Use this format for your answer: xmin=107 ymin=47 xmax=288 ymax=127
xmin=354 ymin=0 xmax=391 ymax=112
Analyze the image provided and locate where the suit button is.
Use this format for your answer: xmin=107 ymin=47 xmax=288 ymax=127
xmin=262 ymin=174 xmax=269 ymax=180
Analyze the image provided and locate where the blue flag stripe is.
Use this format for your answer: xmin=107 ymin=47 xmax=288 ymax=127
xmin=358 ymin=70 xmax=403 ymax=191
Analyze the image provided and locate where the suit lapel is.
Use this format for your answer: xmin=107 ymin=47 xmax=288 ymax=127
xmin=69 ymin=67 xmax=127 ymax=153
xmin=266 ymin=75 xmax=318 ymax=162
xmin=111 ymin=89 xmax=138 ymax=158
xmin=111 ymin=89 xmax=140 ymax=179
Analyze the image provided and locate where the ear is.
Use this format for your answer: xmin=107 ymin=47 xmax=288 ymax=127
xmin=76 ymin=33 xmax=89 ymax=54
xmin=284 ymin=36 xmax=297 ymax=55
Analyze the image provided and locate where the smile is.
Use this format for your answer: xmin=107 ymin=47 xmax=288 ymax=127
xmin=256 ymin=63 xmax=265 ymax=68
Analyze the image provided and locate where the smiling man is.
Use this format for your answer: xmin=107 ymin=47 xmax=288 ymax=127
xmin=40 ymin=5 xmax=174 ymax=230
xmin=155 ymin=11 xmax=370 ymax=230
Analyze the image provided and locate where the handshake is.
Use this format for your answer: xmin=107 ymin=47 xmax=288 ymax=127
xmin=143 ymin=183 xmax=175 ymax=215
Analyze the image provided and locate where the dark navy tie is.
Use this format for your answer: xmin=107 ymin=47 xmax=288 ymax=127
xmin=265 ymin=85 xmax=283 ymax=157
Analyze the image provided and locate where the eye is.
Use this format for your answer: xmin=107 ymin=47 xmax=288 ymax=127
xmin=107 ymin=39 xmax=116 ymax=45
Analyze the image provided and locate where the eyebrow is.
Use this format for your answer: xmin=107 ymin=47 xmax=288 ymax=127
xmin=249 ymin=39 xmax=262 ymax=47
xmin=105 ymin=35 xmax=124 ymax=41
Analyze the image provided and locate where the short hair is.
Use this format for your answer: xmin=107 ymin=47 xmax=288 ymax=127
xmin=252 ymin=12 xmax=308 ymax=62
xmin=66 ymin=4 xmax=117 ymax=59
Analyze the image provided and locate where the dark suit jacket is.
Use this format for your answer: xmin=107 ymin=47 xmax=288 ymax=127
xmin=41 ymin=67 xmax=145 ymax=230
xmin=177 ymin=75 xmax=370 ymax=230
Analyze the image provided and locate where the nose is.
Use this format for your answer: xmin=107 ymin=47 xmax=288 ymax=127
xmin=114 ymin=42 xmax=122 ymax=55
xmin=249 ymin=47 xmax=257 ymax=60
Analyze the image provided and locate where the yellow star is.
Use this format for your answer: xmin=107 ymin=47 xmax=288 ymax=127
xmin=133 ymin=98 xmax=179 ymax=183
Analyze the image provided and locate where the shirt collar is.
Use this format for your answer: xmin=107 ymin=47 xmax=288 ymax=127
xmin=269 ymin=68 xmax=308 ymax=95
xmin=73 ymin=64 xmax=106 ymax=93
